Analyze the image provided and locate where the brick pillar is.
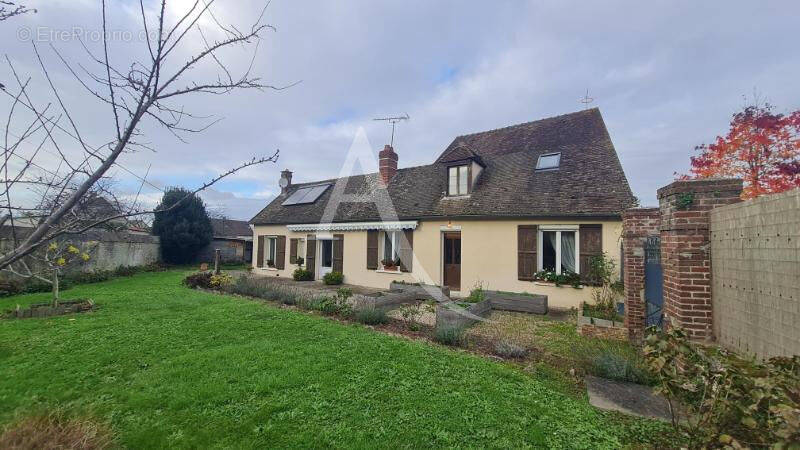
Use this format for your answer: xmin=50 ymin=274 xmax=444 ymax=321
xmin=622 ymin=208 xmax=661 ymax=342
xmin=657 ymin=178 xmax=743 ymax=340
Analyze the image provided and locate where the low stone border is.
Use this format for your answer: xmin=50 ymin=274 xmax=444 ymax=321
xmin=4 ymin=299 xmax=95 ymax=319
xmin=484 ymin=291 xmax=548 ymax=315
xmin=577 ymin=310 xmax=628 ymax=340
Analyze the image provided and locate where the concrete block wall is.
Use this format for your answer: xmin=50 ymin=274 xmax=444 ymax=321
xmin=710 ymin=188 xmax=800 ymax=358
xmin=622 ymin=208 xmax=660 ymax=341
xmin=657 ymin=178 xmax=743 ymax=340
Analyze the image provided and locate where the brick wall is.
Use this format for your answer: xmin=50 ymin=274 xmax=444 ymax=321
xmin=622 ymin=208 xmax=660 ymax=341
xmin=657 ymin=178 xmax=743 ymax=340
xmin=709 ymin=188 xmax=800 ymax=358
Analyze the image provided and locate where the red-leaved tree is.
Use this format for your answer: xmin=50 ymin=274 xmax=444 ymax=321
xmin=685 ymin=102 xmax=800 ymax=199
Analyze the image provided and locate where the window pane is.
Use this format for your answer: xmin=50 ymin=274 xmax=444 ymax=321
xmin=453 ymin=237 xmax=461 ymax=264
xmin=561 ymin=231 xmax=576 ymax=273
xmin=448 ymin=167 xmax=458 ymax=195
xmin=444 ymin=237 xmax=453 ymax=264
xmin=268 ymin=238 xmax=276 ymax=262
xmin=383 ymin=232 xmax=393 ymax=261
xmin=542 ymin=231 xmax=557 ymax=272
xmin=458 ymin=166 xmax=468 ymax=194
xmin=536 ymin=153 xmax=560 ymax=170
xmin=322 ymin=240 xmax=333 ymax=267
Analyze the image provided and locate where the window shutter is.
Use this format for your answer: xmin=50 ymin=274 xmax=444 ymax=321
xmin=305 ymin=234 xmax=316 ymax=278
xmin=275 ymin=235 xmax=286 ymax=270
xmin=366 ymin=230 xmax=378 ymax=269
xmin=333 ymin=234 xmax=344 ymax=273
xmin=289 ymin=238 xmax=298 ymax=264
xmin=256 ymin=236 xmax=265 ymax=268
xmin=579 ymin=224 xmax=603 ymax=282
xmin=517 ymin=225 xmax=537 ymax=280
xmin=398 ymin=229 xmax=413 ymax=272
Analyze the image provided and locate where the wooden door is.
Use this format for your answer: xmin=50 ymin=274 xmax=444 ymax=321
xmin=443 ymin=232 xmax=461 ymax=291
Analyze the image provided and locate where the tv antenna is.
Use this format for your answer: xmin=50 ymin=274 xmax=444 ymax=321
xmin=579 ymin=89 xmax=594 ymax=110
xmin=373 ymin=113 xmax=409 ymax=146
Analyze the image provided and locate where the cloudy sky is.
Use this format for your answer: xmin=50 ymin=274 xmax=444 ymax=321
xmin=3 ymin=1 xmax=799 ymax=219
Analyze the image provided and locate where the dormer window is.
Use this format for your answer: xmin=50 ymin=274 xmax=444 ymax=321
xmin=448 ymin=165 xmax=470 ymax=196
xmin=536 ymin=152 xmax=561 ymax=170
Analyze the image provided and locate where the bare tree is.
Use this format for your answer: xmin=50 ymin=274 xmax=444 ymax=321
xmin=0 ymin=1 xmax=35 ymax=22
xmin=0 ymin=1 xmax=288 ymax=281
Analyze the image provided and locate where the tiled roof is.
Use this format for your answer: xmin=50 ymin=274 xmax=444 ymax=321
xmin=210 ymin=218 xmax=251 ymax=237
xmin=251 ymin=108 xmax=635 ymax=225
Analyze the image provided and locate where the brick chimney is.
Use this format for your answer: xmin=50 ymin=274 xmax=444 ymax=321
xmin=379 ymin=145 xmax=398 ymax=184
xmin=279 ymin=169 xmax=293 ymax=194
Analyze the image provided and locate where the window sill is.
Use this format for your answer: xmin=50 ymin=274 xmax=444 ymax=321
xmin=443 ymin=194 xmax=471 ymax=200
xmin=533 ymin=281 xmax=583 ymax=289
xmin=375 ymin=268 xmax=401 ymax=274
xmin=263 ymin=267 xmax=279 ymax=271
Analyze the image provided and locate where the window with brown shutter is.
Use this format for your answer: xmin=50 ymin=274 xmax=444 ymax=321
xmin=289 ymin=238 xmax=298 ymax=264
xmin=579 ymin=224 xmax=602 ymax=283
xmin=256 ymin=235 xmax=265 ymax=268
xmin=305 ymin=234 xmax=316 ymax=278
xmin=366 ymin=230 xmax=378 ymax=269
xmin=275 ymin=235 xmax=286 ymax=269
xmin=517 ymin=225 xmax=537 ymax=280
xmin=333 ymin=234 xmax=344 ymax=273
xmin=398 ymin=229 xmax=413 ymax=272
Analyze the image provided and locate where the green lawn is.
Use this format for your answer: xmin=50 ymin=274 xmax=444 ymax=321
xmin=0 ymin=270 xmax=666 ymax=448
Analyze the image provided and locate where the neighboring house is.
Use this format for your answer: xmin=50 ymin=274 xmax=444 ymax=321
xmin=196 ymin=218 xmax=253 ymax=264
xmin=250 ymin=109 xmax=635 ymax=307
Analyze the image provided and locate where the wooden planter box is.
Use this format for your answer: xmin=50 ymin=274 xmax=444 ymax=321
xmin=4 ymin=299 xmax=94 ymax=319
xmin=389 ymin=282 xmax=450 ymax=300
xmin=435 ymin=299 xmax=492 ymax=329
xmin=485 ymin=291 xmax=548 ymax=315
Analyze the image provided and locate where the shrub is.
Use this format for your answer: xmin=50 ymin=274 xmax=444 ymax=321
xmin=114 ymin=265 xmax=141 ymax=277
xmin=494 ymin=340 xmax=529 ymax=359
xmin=398 ymin=303 xmax=422 ymax=330
xmin=296 ymin=296 xmax=322 ymax=311
xmin=322 ymin=271 xmax=343 ymax=285
xmin=182 ymin=272 xmax=213 ymax=289
xmin=354 ymin=306 xmax=388 ymax=325
xmin=67 ymin=270 xmax=113 ymax=285
xmin=292 ymin=268 xmax=313 ymax=281
xmin=435 ymin=326 xmax=466 ymax=346
xmin=466 ymin=282 xmax=486 ymax=303
xmin=209 ymin=273 xmax=233 ymax=288
xmin=644 ymin=325 xmax=800 ymax=448
xmin=224 ymin=275 xmax=301 ymax=305
xmin=589 ymin=350 xmax=653 ymax=385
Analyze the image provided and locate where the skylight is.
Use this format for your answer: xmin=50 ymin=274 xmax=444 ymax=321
xmin=536 ymin=152 xmax=561 ymax=170
xmin=281 ymin=184 xmax=331 ymax=206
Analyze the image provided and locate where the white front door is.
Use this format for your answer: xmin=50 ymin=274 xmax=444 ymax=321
xmin=318 ymin=238 xmax=333 ymax=278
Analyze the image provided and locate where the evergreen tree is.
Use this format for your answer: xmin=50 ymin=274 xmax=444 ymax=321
xmin=152 ymin=188 xmax=213 ymax=264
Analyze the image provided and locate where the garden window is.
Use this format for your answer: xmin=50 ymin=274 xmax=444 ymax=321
xmin=538 ymin=227 xmax=578 ymax=274
xmin=448 ymin=165 xmax=469 ymax=196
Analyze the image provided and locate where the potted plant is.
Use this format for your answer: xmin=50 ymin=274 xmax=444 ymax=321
xmin=296 ymin=256 xmax=304 ymax=267
xmin=381 ymin=258 xmax=400 ymax=271
xmin=266 ymin=259 xmax=275 ymax=268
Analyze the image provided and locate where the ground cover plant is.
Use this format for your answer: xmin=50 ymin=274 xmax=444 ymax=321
xmin=0 ymin=270 xmax=672 ymax=448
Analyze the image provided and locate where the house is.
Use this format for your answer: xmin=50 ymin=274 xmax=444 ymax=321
xmin=196 ymin=218 xmax=254 ymax=264
xmin=249 ymin=108 xmax=635 ymax=307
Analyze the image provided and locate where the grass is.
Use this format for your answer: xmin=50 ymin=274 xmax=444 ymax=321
xmin=0 ymin=270 xmax=670 ymax=448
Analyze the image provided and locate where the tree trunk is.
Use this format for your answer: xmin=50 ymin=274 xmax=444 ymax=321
xmin=52 ymin=268 xmax=60 ymax=308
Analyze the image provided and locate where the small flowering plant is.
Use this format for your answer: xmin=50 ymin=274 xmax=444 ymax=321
xmin=41 ymin=240 xmax=93 ymax=306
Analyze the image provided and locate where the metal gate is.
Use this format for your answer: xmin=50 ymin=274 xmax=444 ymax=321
xmin=644 ymin=236 xmax=664 ymax=328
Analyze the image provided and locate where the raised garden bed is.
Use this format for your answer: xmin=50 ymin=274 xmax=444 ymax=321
xmin=389 ymin=282 xmax=450 ymax=300
xmin=484 ymin=291 xmax=548 ymax=315
xmin=577 ymin=308 xmax=628 ymax=340
xmin=436 ymin=299 xmax=492 ymax=329
xmin=3 ymin=299 xmax=95 ymax=319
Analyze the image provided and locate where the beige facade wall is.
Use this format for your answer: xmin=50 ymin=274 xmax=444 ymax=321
xmin=253 ymin=218 xmax=622 ymax=308
xmin=710 ymin=189 xmax=800 ymax=359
